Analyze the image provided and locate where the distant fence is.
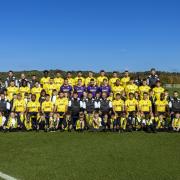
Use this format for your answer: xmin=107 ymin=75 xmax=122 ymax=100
xmin=164 ymin=84 xmax=180 ymax=88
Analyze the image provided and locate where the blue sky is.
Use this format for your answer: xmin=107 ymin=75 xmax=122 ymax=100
xmin=0 ymin=0 xmax=179 ymax=72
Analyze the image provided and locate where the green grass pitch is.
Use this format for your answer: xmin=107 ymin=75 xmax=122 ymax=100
xmin=0 ymin=132 xmax=179 ymax=180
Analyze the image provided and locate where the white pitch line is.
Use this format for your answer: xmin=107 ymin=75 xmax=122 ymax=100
xmin=0 ymin=171 xmax=17 ymax=180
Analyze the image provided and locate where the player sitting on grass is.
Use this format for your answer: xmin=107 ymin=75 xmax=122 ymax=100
xmin=76 ymin=112 xmax=86 ymax=132
xmin=90 ymin=111 xmax=103 ymax=132
xmin=6 ymin=112 xmax=18 ymax=131
xmin=171 ymin=113 xmax=180 ymax=132
xmin=145 ymin=113 xmax=156 ymax=133
xmin=133 ymin=112 xmax=142 ymax=131
xmin=49 ymin=113 xmax=60 ymax=132
xmin=65 ymin=112 xmax=73 ymax=132
xmin=155 ymin=114 xmax=166 ymax=132
xmin=0 ymin=111 xmax=6 ymax=131
xmin=38 ymin=113 xmax=46 ymax=130
xmin=101 ymin=113 xmax=111 ymax=131
xmin=119 ymin=112 xmax=127 ymax=132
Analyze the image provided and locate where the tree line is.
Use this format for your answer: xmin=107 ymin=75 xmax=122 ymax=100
xmin=0 ymin=70 xmax=180 ymax=84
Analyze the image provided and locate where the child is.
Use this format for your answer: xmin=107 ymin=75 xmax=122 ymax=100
xmin=38 ymin=113 xmax=46 ymax=131
xmin=51 ymin=89 xmax=58 ymax=104
xmin=120 ymin=112 xmax=127 ymax=132
xmin=0 ymin=111 xmax=6 ymax=131
xmin=49 ymin=113 xmax=59 ymax=132
xmin=76 ymin=112 xmax=85 ymax=132
xmin=155 ymin=114 xmax=165 ymax=132
xmin=24 ymin=115 xmax=32 ymax=131
xmin=133 ymin=112 xmax=142 ymax=131
xmin=90 ymin=111 xmax=103 ymax=132
xmin=146 ymin=113 xmax=156 ymax=133
xmin=65 ymin=112 xmax=73 ymax=132
xmin=101 ymin=113 xmax=110 ymax=131
xmin=107 ymin=92 xmax=114 ymax=102
xmin=172 ymin=113 xmax=180 ymax=132
xmin=7 ymin=112 xmax=18 ymax=131
xmin=58 ymin=112 xmax=67 ymax=131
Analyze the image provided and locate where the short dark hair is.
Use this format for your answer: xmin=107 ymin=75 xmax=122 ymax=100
xmin=43 ymin=70 xmax=49 ymax=74
xmin=151 ymin=68 xmax=156 ymax=71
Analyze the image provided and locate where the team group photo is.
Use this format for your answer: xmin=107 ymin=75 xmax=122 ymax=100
xmin=0 ymin=0 xmax=179 ymax=180
xmin=0 ymin=68 xmax=180 ymax=133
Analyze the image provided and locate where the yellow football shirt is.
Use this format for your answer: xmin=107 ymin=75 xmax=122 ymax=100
xmin=121 ymin=77 xmax=130 ymax=87
xmin=153 ymin=87 xmax=165 ymax=100
xmin=97 ymin=76 xmax=108 ymax=86
xmin=125 ymin=99 xmax=138 ymax=112
xmin=155 ymin=99 xmax=168 ymax=112
xmin=109 ymin=77 xmax=120 ymax=87
xmin=67 ymin=78 xmax=75 ymax=86
xmin=55 ymin=98 xmax=68 ymax=112
xmin=125 ymin=84 xmax=138 ymax=96
xmin=112 ymin=85 xmax=124 ymax=96
xmin=139 ymin=85 xmax=151 ymax=98
xmin=13 ymin=99 xmax=26 ymax=112
xmin=27 ymin=101 xmax=40 ymax=112
xmin=172 ymin=118 xmax=180 ymax=128
xmin=31 ymin=87 xmax=42 ymax=101
xmin=42 ymin=101 xmax=54 ymax=112
xmin=54 ymin=77 xmax=64 ymax=90
xmin=7 ymin=86 xmax=19 ymax=100
xmin=40 ymin=77 xmax=50 ymax=88
xmin=44 ymin=84 xmax=57 ymax=95
xmin=85 ymin=77 xmax=97 ymax=86
xmin=112 ymin=99 xmax=124 ymax=112
xmin=19 ymin=87 xmax=30 ymax=97
xmin=74 ymin=77 xmax=85 ymax=85
xmin=139 ymin=99 xmax=152 ymax=112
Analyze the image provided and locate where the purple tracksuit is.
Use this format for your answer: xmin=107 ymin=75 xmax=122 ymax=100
xmin=74 ymin=86 xmax=86 ymax=98
xmin=87 ymin=85 xmax=99 ymax=97
xmin=60 ymin=85 xmax=73 ymax=93
xmin=99 ymin=85 xmax=111 ymax=96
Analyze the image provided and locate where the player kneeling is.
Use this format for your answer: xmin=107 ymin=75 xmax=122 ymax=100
xmin=171 ymin=113 xmax=180 ymax=132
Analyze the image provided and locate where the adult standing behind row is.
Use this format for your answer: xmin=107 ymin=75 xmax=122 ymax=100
xmin=147 ymin=68 xmax=160 ymax=88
